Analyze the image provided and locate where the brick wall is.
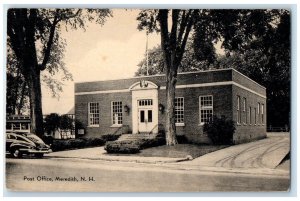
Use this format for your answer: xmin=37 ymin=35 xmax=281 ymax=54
xmin=232 ymin=85 xmax=267 ymax=144
xmin=158 ymin=85 xmax=232 ymax=144
xmin=75 ymin=68 xmax=267 ymax=144
xmin=75 ymin=92 xmax=132 ymax=138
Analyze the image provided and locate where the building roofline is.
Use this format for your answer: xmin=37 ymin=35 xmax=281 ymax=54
xmin=74 ymin=68 xmax=233 ymax=84
xmin=74 ymin=67 xmax=266 ymax=89
xmin=231 ymin=68 xmax=266 ymax=89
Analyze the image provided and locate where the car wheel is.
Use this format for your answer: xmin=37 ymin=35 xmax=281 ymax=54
xmin=35 ymin=153 xmax=44 ymax=158
xmin=11 ymin=149 xmax=22 ymax=158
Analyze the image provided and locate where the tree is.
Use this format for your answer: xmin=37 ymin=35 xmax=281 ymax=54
xmin=137 ymin=10 xmax=201 ymax=145
xmin=135 ymin=45 xmax=165 ymax=76
xmin=135 ymin=40 xmax=216 ymax=76
xmin=137 ymin=9 xmax=290 ymax=140
xmin=6 ymin=44 xmax=31 ymax=115
xmin=137 ymin=9 xmax=290 ymax=145
xmin=217 ymin=10 xmax=290 ymax=128
xmin=44 ymin=113 xmax=60 ymax=136
xmin=44 ymin=113 xmax=75 ymax=139
xmin=7 ymin=9 xmax=111 ymax=137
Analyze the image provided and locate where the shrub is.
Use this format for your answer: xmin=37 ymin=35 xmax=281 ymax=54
xmin=60 ymin=115 xmax=74 ymax=130
xmin=203 ymin=115 xmax=236 ymax=145
xmin=84 ymin=137 xmax=105 ymax=146
xmin=139 ymin=137 xmax=166 ymax=149
xmin=176 ymin=135 xmax=188 ymax=144
xmin=51 ymin=140 xmax=69 ymax=151
xmin=105 ymin=140 xmax=140 ymax=154
xmin=51 ymin=137 xmax=105 ymax=151
xmin=44 ymin=113 xmax=60 ymax=135
xmin=101 ymin=134 xmax=121 ymax=142
xmin=94 ymin=138 xmax=105 ymax=146
xmin=104 ymin=137 xmax=166 ymax=154
xmin=44 ymin=113 xmax=75 ymax=135
xmin=69 ymin=139 xmax=86 ymax=148
xmin=42 ymin=135 xmax=54 ymax=145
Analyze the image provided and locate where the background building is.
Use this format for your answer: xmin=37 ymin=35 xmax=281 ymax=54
xmin=6 ymin=115 xmax=31 ymax=133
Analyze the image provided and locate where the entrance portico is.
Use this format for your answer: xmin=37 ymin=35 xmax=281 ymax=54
xmin=130 ymin=80 xmax=159 ymax=134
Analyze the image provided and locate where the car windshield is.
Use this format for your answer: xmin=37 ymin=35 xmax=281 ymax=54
xmin=26 ymin=134 xmax=44 ymax=144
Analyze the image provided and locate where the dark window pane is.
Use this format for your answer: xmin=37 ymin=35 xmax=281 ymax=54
xmin=21 ymin=123 xmax=29 ymax=130
xmin=148 ymin=110 xmax=152 ymax=122
xmin=140 ymin=110 xmax=145 ymax=123
xmin=6 ymin=123 xmax=12 ymax=130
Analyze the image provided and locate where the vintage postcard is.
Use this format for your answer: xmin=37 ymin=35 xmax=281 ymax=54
xmin=5 ymin=8 xmax=291 ymax=192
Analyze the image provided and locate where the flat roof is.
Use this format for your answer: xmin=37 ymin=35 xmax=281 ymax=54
xmin=75 ymin=68 xmax=266 ymax=89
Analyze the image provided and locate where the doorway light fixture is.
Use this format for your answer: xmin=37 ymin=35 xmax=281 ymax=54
xmin=124 ymin=105 xmax=130 ymax=114
xmin=159 ymin=104 xmax=164 ymax=113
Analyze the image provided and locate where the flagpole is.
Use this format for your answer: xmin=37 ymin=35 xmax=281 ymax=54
xmin=146 ymin=31 xmax=149 ymax=76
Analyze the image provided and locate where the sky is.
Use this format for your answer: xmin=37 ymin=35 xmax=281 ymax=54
xmin=41 ymin=9 xmax=225 ymax=115
xmin=41 ymin=9 xmax=161 ymax=115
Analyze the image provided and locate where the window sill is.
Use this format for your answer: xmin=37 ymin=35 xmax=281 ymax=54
xmin=110 ymin=124 xmax=123 ymax=128
xmin=175 ymin=123 xmax=185 ymax=127
xmin=88 ymin=125 xmax=99 ymax=128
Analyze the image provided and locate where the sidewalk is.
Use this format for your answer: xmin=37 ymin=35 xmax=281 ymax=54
xmin=48 ymin=134 xmax=290 ymax=174
xmin=47 ymin=147 xmax=189 ymax=164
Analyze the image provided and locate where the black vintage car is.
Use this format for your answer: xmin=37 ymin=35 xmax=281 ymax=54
xmin=6 ymin=132 xmax=52 ymax=158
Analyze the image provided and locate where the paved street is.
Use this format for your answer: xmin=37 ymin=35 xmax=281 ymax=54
xmin=6 ymin=157 xmax=289 ymax=192
xmin=5 ymin=134 xmax=290 ymax=192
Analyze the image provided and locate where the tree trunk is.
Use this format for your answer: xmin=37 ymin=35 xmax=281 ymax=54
xmin=165 ymin=67 xmax=178 ymax=145
xmin=28 ymin=69 xmax=44 ymax=137
xmin=17 ymin=81 xmax=26 ymax=114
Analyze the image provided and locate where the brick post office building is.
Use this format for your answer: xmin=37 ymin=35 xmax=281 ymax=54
xmin=75 ymin=68 xmax=266 ymax=144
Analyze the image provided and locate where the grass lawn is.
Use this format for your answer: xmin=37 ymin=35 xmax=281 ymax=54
xmin=137 ymin=144 xmax=229 ymax=158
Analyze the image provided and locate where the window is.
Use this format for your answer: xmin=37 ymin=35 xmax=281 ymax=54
xmin=254 ymin=108 xmax=257 ymax=125
xmin=138 ymin=99 xmax=153 ymax=106
xmin=261 ymin=104 xmax=264 ymax=124
xmin=249 ymin=107 xmax=252 ymax=125
xmin=88 ymin=102 xmax=99 ymax=126
xmin=6 ymin=123 xmax=12 ymax=130
xmin=257 ymin=103 xmax=260 ymax=124
xmin=112 ymin=101 xmax=122 ymax=125
xmin=243 ymin=97 xmax=247 ymax=124
xmin=12 ymin=123 xmax=21 ymax=130
xmin=237 ymin=96 xmax=241 ymax=124
xmin=200 ymin=95 xmax=213 ymax=124
xmin=148 ymin=110 xmax=152 ymax=123
xmin=21 ymin=123 xmax=29 ymax=130
xmin=175 ymin=97 xmax=184 ymax=124
xmin=140 ymin=110 xmax=145 ymax=122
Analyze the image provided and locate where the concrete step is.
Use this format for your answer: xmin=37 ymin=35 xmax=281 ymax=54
xmin=117 ymin=133 xmax=158 ymax=141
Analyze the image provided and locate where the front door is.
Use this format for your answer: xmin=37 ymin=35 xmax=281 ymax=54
xmin=137 ymin=99 xmax=154 ymax=133
xmin=138 ymin=108 xmax=153 ymax=133
xmin=131 ymin=81 xmax=159 ymax=134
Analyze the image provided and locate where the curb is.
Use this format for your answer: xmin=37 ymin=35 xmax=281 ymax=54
xmin=47 ymin=155 xmax=190 ymax=164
